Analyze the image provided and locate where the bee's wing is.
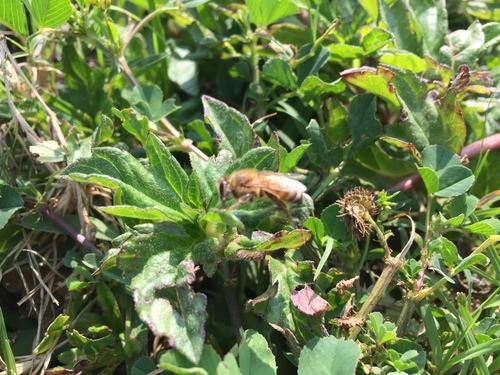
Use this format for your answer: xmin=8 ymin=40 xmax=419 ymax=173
xmin=245 ymin=172 xmax=307 ymax=193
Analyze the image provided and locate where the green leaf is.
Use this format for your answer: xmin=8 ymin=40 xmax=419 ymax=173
xmin=0 ymin=0 xmax=28 ymax=35
xmin=225 ymin=230 xmax=311 ymax=258
xmin=447 ymin=194 xmax=478 ymax=224
xmin=454 ymin=254 xmax=489 ymax=275
xmin=93 ymin=115 xmax=114 ymax=146
xmin=29 ymin=140 xmax=66 ymax=163
xmin=0 ymin=183 xmax=24 ymax=230
xmin=379 ymin=0 xmax=421 ymax=55
xmin=168 ymin=51 xmax=199 ymax=96
xmin=96 ymin=282 xmax=122 ymax=333
xmin=298 ymin=77 xmax=345 ymax=103
xmin=240 ymin=330 xmax=277 ymax=375
xmin=410 ymin=0 xmax=447 ymax=58
xmin=417 ymin=167 xmax=439 ymax=194
xmin=346 ymin=94 xmax=382 ymax=158
xmin=24 ymin=0 xmax=72 ymax=29
xmin=113 ymin=108 xmax=149 ymax=144
xmin=280 ymin=142 xmax=310 ymax=173
xmin=261 ymin=59 xmax=297 ymax=89
xmin=422 ymin=145 xmax=461 ymax=170
xmin=379 ymin=51 xmax=427 ymax=72
xmin=57 ymin=147 xmax=186 ymax=222
xmin=117 ymin=223 xmax=199 ymax=272
xmin=465 ymin=219 xmax=500 ymax=236
xmin=306 ymin=120 xmax=341 ymax=171
xmin=33 ymin=315 xmax=69 ymax=354
xmin=132 ymin=253 xmax=206 ymax=364
xmin=296 ymin=44 xmax=330 ymax=86
xmin=246 ymin=0 xmax=299 ymax=27
xmin=146 ymin=134 xmax=189 ymax=203
xmin=329 ymin=44 xmax=365 ymax=65
xmin=435 ymin=166 xmax=475 ymax=197
xmin=246 ymin=257 xmax=304 ymax=334
xmin=440 ymin=21 xmax=484 ymax=68
xmin=298 ymin=337 xmax=361 ymax=375
xmin=341 ymin=66 xmax=400 ymax=108
xmin=321 ymin=204 xmax=349 ymax=239
xmin=362 ymin=27 xmax=394 ymax=55
xmin=122 ymin=85 xmax=179 ymax=123
xmin=202 ymin=96 xmax=256 ymax=158
xmin=218 ymin=353 xmax=242 ymax=375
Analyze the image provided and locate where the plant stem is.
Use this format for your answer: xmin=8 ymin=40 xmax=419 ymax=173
xmin=348 ymin=215 xmax=415 ymax=340
xmin=0 ymin=307 xmax=17 ymax=375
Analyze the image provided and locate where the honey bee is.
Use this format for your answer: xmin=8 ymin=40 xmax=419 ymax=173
xmin=218 ymin=169 xmax=307 ymax=215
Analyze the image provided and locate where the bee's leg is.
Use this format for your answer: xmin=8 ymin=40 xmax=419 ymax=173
xmin=266 ymin=195 xmax=297 ymax=226
xmin=227 ymin=194 xmax=253 ymax=211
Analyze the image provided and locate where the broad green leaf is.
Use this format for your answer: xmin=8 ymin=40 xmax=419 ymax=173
xmin=379 ymin=0 xmax=422 ymax=55
xmin=240 ymin=330 xmax=277 ymax=375
xmin=218 ymin=353 xmax=242 ymax=375
xmin=33 ymin=315 xmax=70 ymax=354
xmin=168 ymin=51 xmax=199 ymax=96
xmin=321 ymin=204 xmax=349 ymax=239
xmin=358 ymin=0 xmax=378 ymax=21
xmin=133 ymin=255 xmax=206 ymax=364
xmin=422 ymin=145 xmax=461 ymax=171
xmin=346 ymin=94 xmax=382 ymax=158
xmin=434 ymin=237 xmax=459 ymax=266
xmin=0 ymin=0 xmax=27 ymax=35
xmin=362 ymin=27 xmax=393 ymax=55
xmin=296 ymin=44 xmax=330 ymax=86
xmin=261 ymin=58 xmax=297 ymax=89
xmin=24 ymin=0 xmax=72 ymax=29
xmin=190 ymin=150 xmax=233 ymax=208
xmin=480 ymin=22 xmax=500 ymax=54
xmin=246 ymin=0 xmax=299 ymax=27
xmin=246 ymin=257 xmax=304 ymax=334
xmin=341 ymin=66 xmax=400 ymax=108
xmin=117 ymin=223 xmax=199 ymax=272
xmin=435 ymin=165 xmax=474 ymax=197
xmin=146 ymin=134 xmax=189 ymax=202
xmin=113 ymin=108 xmax=149 ymax=144
xmin=0 ymin=183 xmax=24 ymax=230
xmin=454 ymin=254 xmax=489 ymax=275
xmin=440 ymin=21 xmax=484 ymax=69
xmin=324 ymin=98 xmax=349 ymax=146
xmin=355 ymin=143 xmax=417 ymax=178
xmin=299 ymin=76 xmax=345 ymax=103
xmin=298 ymin=337 xmax=361 ymax=375
xmin=30 ymin=140 xmax=66 ymax=162
xmin=159 ymin=346 xmax=219 ymax=374
xmin=132 ymin=357 xmax=158 ymax=374
xmin=379 ymin=51 xmax=427 ymax=72
xmin=225 ymin=230 xmax=311 ymax=258
xmin=386 ymin=67 xmax=466 ymax=153
xmin=202 ymin=96 xmax=256 ymax=158
xmin=436 ymin=87 xmax=467 ymax=153
xmin=329 ymin=44 xmax=365 ymax=64
xmin=99 ymin=205 xmax=172 ymax=221
xmin=465 ymin=219 xmax=500 ymax=236
xmin=280 ymin=141 xmax=310 ymax=173
xmin=447 ymin=194 xmax=478 ymax=224
xmin=93 ymin=115 xmax=114 ymax=146
xmin=96 ymin=282 xmax=122 ymax=333
xmin=306 ymin=120 xmax=341 ymax=171
xmin=417 ymin=167 xmax=439 ymax=194
xmin=122 ymin=85 xmax=179 ymax=123
xmin=58 ymin=147 xmax=186 ymax=222
xmin=410 ymin=0 xmax=447 ymax=58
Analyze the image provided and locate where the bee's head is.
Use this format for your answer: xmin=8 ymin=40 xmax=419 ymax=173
xmin=217 ymin=176 xmax=232 ymax=207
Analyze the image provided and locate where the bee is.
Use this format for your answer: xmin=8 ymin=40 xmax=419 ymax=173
xmin=218 ymin=169 xmax=307 ymax=216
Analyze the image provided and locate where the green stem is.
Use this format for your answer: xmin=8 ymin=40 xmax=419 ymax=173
xmin=0 ymin=307 xmax=17 ymax=375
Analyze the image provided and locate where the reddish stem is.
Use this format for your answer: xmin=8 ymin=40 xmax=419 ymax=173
xmin=389 ymin=133 xmax=500 ymax=192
